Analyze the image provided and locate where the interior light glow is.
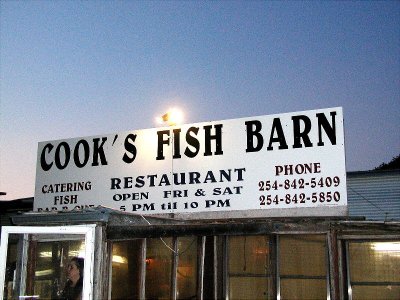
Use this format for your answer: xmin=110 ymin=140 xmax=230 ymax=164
xmin=69 ymin=243 xmax=86 ymax=258
xmin=371 ymin=242 xmax=400 ymax=256
xmin=177 ymin=266 xmax=193 ymax=278
xmin=39 ymin=251 xmax=52 ymax=258
xmin=40 ymin=244 xmax=85 ymax=259
xmin=35 ymin=269 xmax=54 ymax=277
xmin=254 ymin=248 xmax=268 ymax=255
xmin=68 ymin=250 xmax=85 ymax=258
xmin=112 ymin=255 xmax=128 ymax=264
xmin=145 ymin=258 xmax=154 ymax=265
xmin=156 ymin=108 xmax=184 ymax=126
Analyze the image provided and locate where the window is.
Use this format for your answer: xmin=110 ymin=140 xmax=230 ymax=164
xmin=145 ymin=238 xmax=174 ymax=299
xmin=111 ymin=234 xmax=332 ymax=300
xmin=278 ymin=235 xmax=328 ymax=300
xmin=0 ymin=225 xmax=95 ymax=300
xmin=33 ymin=239 xmax=85 ymax=299
xmin=176 ymin=237 xmax=198 ymax=299
xmin=347 ymin=241 xmax=400 ymax=300
xmin=111 ymin=236 xmax=199 ymax=300
xmin=228 ymin=235 xmax=274 ymax=300
xmin=111 ymin=239 xmax=143 ymax=299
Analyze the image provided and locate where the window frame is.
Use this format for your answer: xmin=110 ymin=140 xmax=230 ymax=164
xmin=0 ymin=225 xmax=96 ymax=300
xmin=276 ymin=234 xmax=331 ymax=300
xmin=109 ymin=232 xmax=333 ymax=300
xmin=344 ymin=238 xmax=400 ymax=300
xmin=110 ymin=236 xmax=205 ymax=300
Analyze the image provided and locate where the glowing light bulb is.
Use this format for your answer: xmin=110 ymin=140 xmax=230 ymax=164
xmin=156 ymin=108 xmax=184 ymax=126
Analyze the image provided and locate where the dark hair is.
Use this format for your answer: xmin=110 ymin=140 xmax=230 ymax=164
xmin=60 ymin=257 xmax=85 ymax=300
xmin=71 ymin=257 xmax=84 ymax=277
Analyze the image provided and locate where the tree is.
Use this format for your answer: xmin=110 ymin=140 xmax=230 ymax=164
xmin=374 ymin=154 xmax=400 ymax=170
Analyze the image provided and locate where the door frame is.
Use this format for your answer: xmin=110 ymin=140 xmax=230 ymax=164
xmin=0 ymin=224 xmax=96 ymax=300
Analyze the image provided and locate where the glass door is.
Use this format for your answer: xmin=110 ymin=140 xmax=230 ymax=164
xmin=0 ymin=225 xmax=96 ymax=300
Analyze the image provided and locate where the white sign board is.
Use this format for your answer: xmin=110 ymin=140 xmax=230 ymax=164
xmin=34 ymin=107 xmax=347 ymax=216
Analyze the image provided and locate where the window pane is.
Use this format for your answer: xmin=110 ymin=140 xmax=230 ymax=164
xmin=230 ymin=277 xmax=272 ymax=299
xmin=279 ymin=235 xmax=327 ymax=300
xmin=229 ymin=236 xmax=271 ymax=275
xmin=349 ymin=241 xmax=400 ymax=300
xmin=352 ymin=286 xmax=400 ymax=300
xmin=349 ymin=242 xmax=400 ymax=282
xmin=145 ymin=238 xmax=173 ymax=300
xmin=280 ymin=235 xmax=326 ymax=277
xmin=35 ymin=239 xmax=84 ymax=299
xmin=280 ymin=279 xmax=326 ymax=300
xmin=3 ymin=233 xmax=86 ymax=300
xmin=4 ymin=239 xmax=17 ymax=300
xmin=176 ymin=237 xmax=198 ymax=300
xmin=111 ymin=240 xmax=143 ymax=300
xmin=229 ymin=236 xmax=273 ymax=300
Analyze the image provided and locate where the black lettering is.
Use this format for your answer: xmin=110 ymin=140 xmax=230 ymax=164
xmin=189 ymin=172 xmax=201 ymax=184
xmin=147 ymin=174 xmax=157 ymax=187
xmin=123 ymin=134 xmax=137 ymax=163
xmin=135 ymin=176 xmax=145 ymax=188
xmin=156 ymin=130 xmax=170 ymax=160
xmin=213 ymin=188 xmax=221 ymax=195
xmin=184 ymin=127 xmax=200 ymax=158
xmin=317 ymin=112 xmax=337 ymax=146
xmin=92 ymin=137 xmax=108 ymax=166
xmin=40 ymin=143 xmax=54 ymax=171
xmin=173 ymin=128 xmax=182 ymax=159
xmin=173 ymin=173 xmax=186 ymax=185
xmin=245 ymin=120 xmax=263 ymax=152
xmin=235 ymin=168 xmax=246 ymax=181
xmin=267 ymin=118 xmax=288 ymax=150
xmin=204 ymin=124 xmax=223 ymax=156
xmin=159 ymin=174 xmax=171 ymax=186
xmin=55 ymin=142 xmax=70 ymax=170
xmin=111 ymin=178 xmax=121 ymax=190
xmin=42 ymin=185 xmax=48 ymax=193
xmin=74 ymin=140 xmax=90 ymax=168
xmin=204 ymin=170 xmax=217 ymax=183
xmin=124 ymin=177 xmax=133 ymax=189
xmin=292 ymin=115 xmax=312 ymax=148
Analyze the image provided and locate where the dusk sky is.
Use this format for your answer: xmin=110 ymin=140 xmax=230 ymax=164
xmin=1 ymin=1 xmax=399 ymax=200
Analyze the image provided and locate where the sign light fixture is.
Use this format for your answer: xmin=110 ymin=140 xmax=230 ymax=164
xmin=156 ymin=108 xmax=184 ymax=126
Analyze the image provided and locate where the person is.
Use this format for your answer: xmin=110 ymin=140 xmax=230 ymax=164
xmin=59 ymin=257 xmax=84 ymax=300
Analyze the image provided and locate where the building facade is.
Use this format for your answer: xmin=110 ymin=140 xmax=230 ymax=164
xmin=1 ymin=169 xmax=399 ymax=300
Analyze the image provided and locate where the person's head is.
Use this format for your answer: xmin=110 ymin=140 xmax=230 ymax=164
xmin=67 ymin=257 xmax=84 ymax=283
